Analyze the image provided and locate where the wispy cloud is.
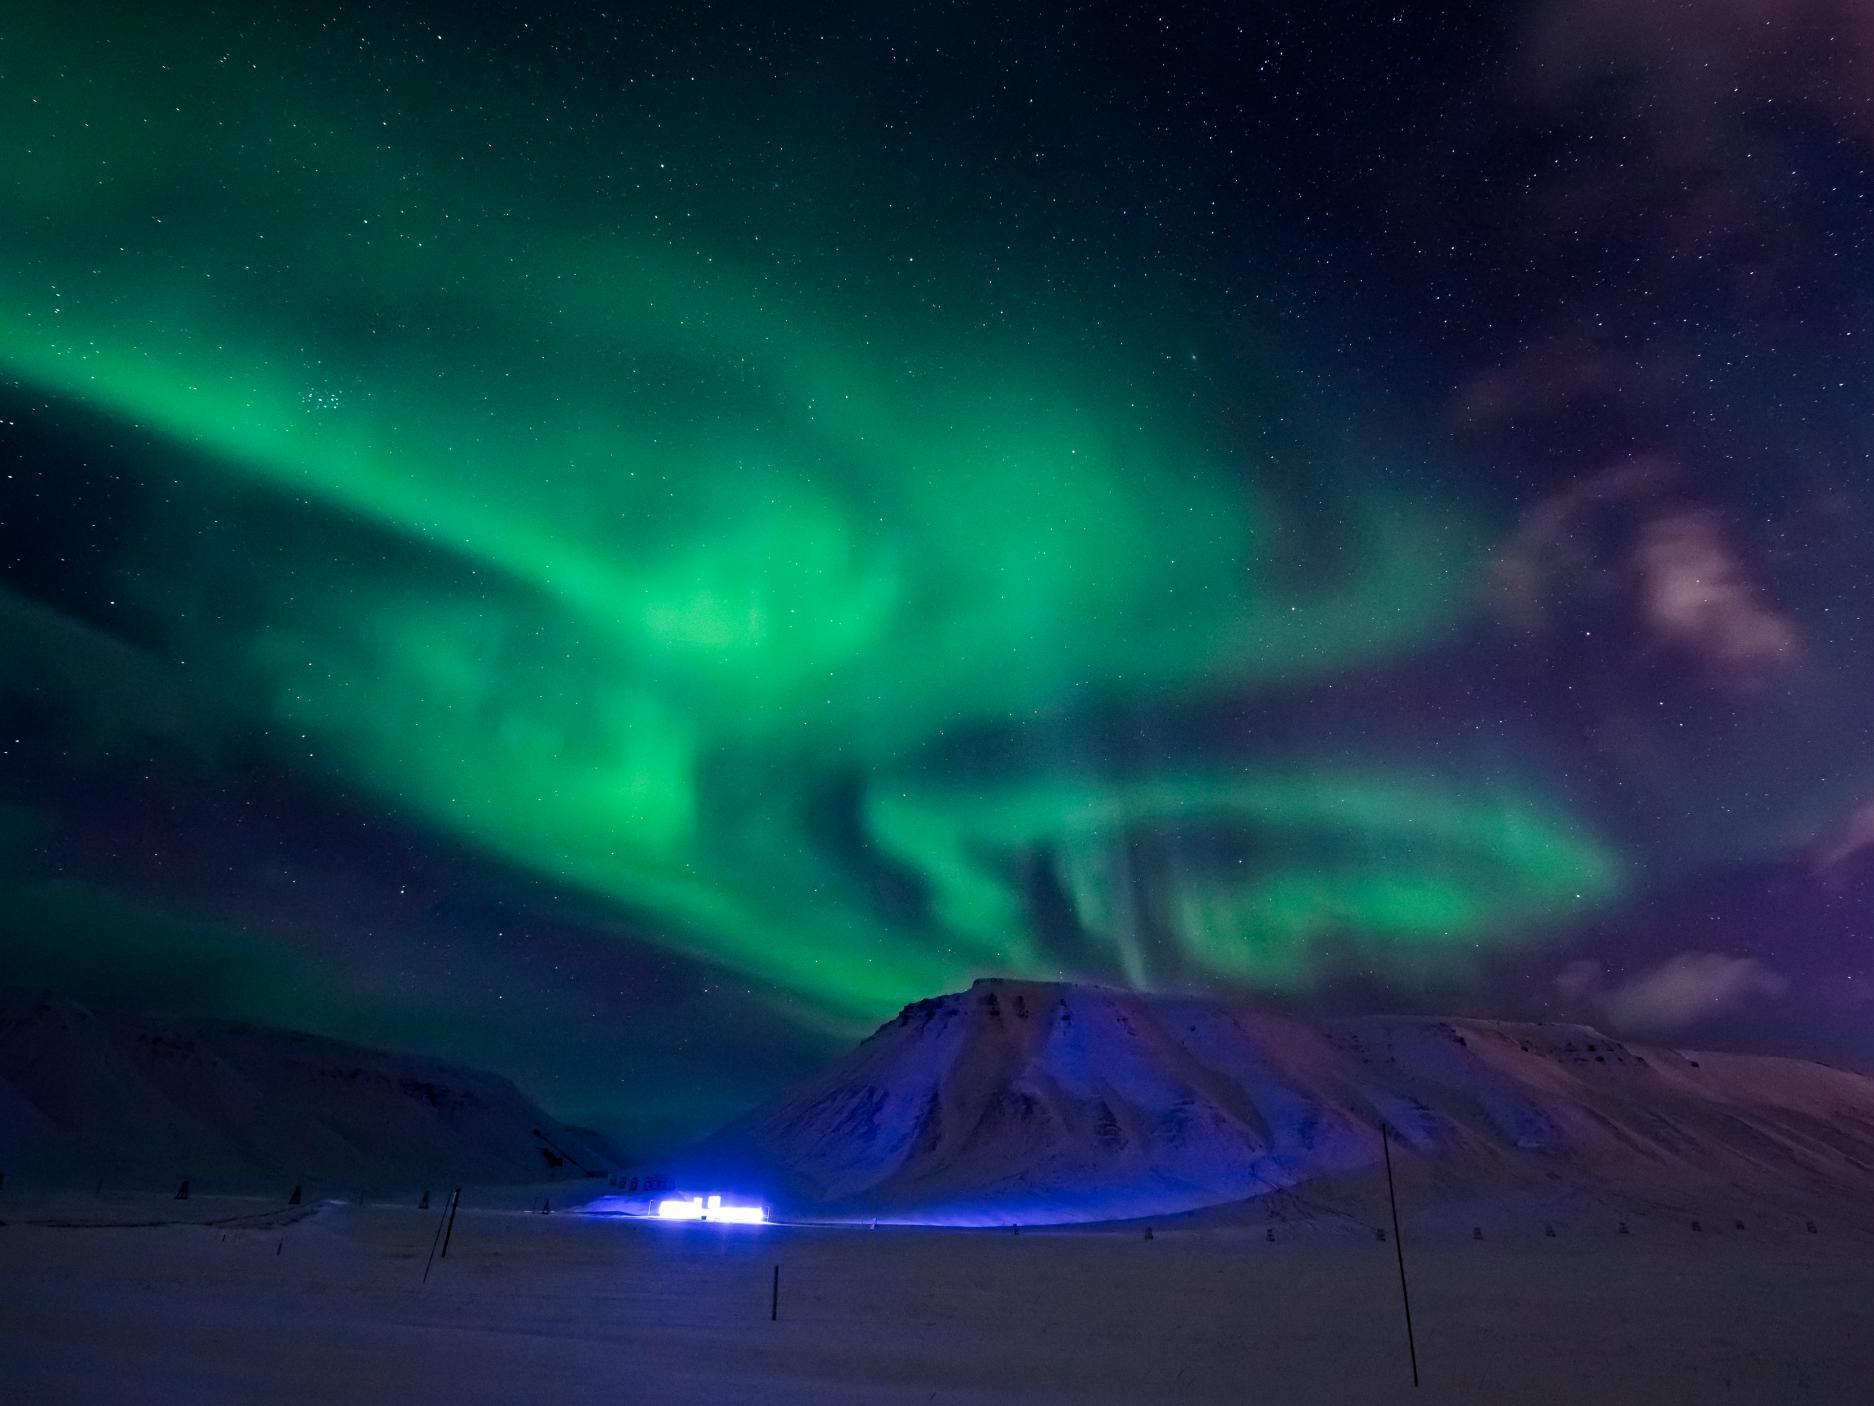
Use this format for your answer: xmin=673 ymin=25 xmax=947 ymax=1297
xmin=1559 ymin=951 xmax=1788 ymax=1035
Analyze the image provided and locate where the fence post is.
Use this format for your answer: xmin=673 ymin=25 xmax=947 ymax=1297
xmin=422 ymin=1189 xmax=452 ymax=1283
xmin=440 ymin=1187 xmax=462 ymax=1258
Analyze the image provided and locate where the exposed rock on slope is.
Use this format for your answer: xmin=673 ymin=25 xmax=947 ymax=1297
xmin=0 ymin=992 xmax=612 ymax=1190
xmin=676 ymin=979 xmax=1874 ymax=1225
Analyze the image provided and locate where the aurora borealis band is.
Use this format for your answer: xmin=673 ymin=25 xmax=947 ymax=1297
xmin=6 ymin=0 xmax=1874 ymax=1147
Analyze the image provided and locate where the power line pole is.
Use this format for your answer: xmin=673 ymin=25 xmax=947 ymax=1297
xmin=1381 ymin=1123 xmax=1420 ymax=1389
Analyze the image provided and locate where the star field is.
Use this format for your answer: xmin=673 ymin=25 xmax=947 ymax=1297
xmin=4 ymin=0 xmax=1873 ymax=1148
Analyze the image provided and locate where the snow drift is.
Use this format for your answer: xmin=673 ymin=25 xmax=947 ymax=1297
xmin=0 ymin=992 xmax=613 ymax=1190
xmin=672 ymin=978 xmax=1874 ymax=1225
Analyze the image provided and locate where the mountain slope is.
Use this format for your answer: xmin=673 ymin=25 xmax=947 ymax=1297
xmin=0 ymin=992 xmax=614 ymax=1190
xmin=674 ymin=979 xmax=1874 ymax=1225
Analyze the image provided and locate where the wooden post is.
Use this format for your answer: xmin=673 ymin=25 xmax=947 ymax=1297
xmin=1381 ymin=1124 xmax=1420 ymax=1389
xmin=770 ymin=1264 xmax=780 ymax=1322
xmin=440 ymin=1187 xmax=462 ymax=1259
xmin=422 ymin=1187 xmax=456 ymax=1283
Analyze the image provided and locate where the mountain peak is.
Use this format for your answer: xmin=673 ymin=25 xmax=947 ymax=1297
xmin=677 ymin=982 xmax=1874 ymax=1226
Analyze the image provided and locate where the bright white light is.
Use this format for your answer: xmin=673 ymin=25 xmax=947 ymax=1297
xmin=656 ymin=1194 xmax=765 ymax=1224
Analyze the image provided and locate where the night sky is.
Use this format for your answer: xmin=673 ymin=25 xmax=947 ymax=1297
xmin=5 ymin=0 xmax=1874 ymax=1152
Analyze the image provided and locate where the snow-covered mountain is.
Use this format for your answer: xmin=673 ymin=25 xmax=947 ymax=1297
xmin=0 ymin=992 xmax=614 ymax=1191
xmin=673 ymin=979 xmax=1874 ymax=1225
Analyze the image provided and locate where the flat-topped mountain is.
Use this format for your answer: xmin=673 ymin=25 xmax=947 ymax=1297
xmin=0 ymin=992 xmax=613 ymax=1191
xmin=672 ymin=979 xmax=1874 ymax=1225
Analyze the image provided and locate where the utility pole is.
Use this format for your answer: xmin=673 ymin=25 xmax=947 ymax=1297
xmin=1381 ymin=1123 xmax=1420 ymax=1389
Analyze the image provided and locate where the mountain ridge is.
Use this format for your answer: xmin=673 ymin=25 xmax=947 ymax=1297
xmin=0 ymin=990 xmax=615 ymax=1191
xmin=671 ymin=978 xmax=1874 ymax=1225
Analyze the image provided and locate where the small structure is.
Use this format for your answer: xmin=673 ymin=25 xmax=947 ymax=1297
xmin=656 ymin=1193 xmax=765 ymax=1224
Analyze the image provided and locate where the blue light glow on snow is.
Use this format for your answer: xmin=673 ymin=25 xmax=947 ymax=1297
xmin=656 ymin=1194 xmax=766 ymax=1224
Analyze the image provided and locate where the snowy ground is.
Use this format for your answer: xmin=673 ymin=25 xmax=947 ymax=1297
xmin=3 ymin=1189 xmax=1872 ymax=1403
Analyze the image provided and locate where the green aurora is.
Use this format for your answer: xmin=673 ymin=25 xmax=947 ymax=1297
xmin=2 ymin=3 xmax=1627 ymax=1046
